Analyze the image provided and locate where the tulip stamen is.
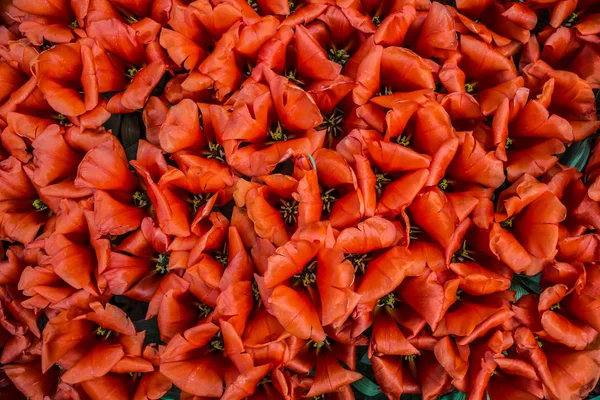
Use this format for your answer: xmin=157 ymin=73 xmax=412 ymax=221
xmin=269 ymin=122 xmax=289 ymax=142
xmin=328 ymin=48 xmax=350 ymax=66
xmin=96 ymin=326 xmax=113 ymax=340
xmin=403 ymin=354 xmax=417 ymax=361
xmin=409 ymin=225 xmax=422 ymax=240
xmin=377 ymin=86 xmax=393 ymax=96
xmin=198 ymin=303 xmax=214 ymax=318
xmin=210 ymin=331 xmax=224 ymax=351
xmin=465 ymin=82 xmax=477 ymax=93
xmin=455 ymin=289 xmax=463 ymax=301
xmin=190 ymin=193 xmax=210 ymax=213
xmin=453 ymin=241 xmax=476 ymax=263
xmin=41 ymin=40 xmax=54 ymax=51
xmin=284 ymin=69 xmax=304 ymax=86
xmin=155 ymin=253 xmax=170 ymax=274
xmin=247 ymin=0 xmax=259 ymax=12
xmin=259 ymin=377 xmax=271 ymax=385
xmin=205 ymin=142 xmax=226 ymax=164
xmin=312 ymin=338 xmax=329 ymax=348
xmin=252 ymin=280 xmax=261 ymax=302
xmin=288 ymin=1 xmax=295 ymax=14
xmin=318 ymin=108 xmax=344 ymax=140
xmin=346 ymin=253 xmax=371 ymax=274
xmin=372 ymin=15 xmax=381 ymax=26
xmin=321 ymin=188 xmax=338 ymax=214
xmin=505 ymin=137 xmax=513 ymax=149
xmin=125 ymin=66 xmax=138 ymax=80
xmin=124 ymin=15 xmax=139 ymax=24
xmin=55 ymin=113 xmax=69 ymax=126
xmin=550 ymin=303 xmax=561 ymax=311
xmin=377 ymin=293 xmax=397 ymax=309
xmin=396 ymin=134 xmax=411 ymax=147
xmin=133 ymin=190 xmax=150 ymax=208
xmin=32 ymin=199 xmax=49 ymax=212
xmin=375 ymin=173 xmax=392 ymax=196
xmin=212 ymin=243 xmax=228 ymax=268
xmin=294 ymin=260 xmax=317 ymax=287
xmin=500 ymin=216 xmax=515 ymax=229
xmin=563 ymin=12 xmax=578 ymax=27
xmin=279 ymin=199 xmax=298 ymax=225
xmin=438 ymin=179 xmax=449 ymax=191
xmin=70 ymin=20 xmax=79 ymax=29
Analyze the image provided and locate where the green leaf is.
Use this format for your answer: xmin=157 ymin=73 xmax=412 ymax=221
xmin=438 ymin=390 xmax=466 ymax=400
xmin=360 ymin=353 xmax=371 ymax=365
xmin=133 ymin=317 xmax=161 ymax=345
xmin=560 ymin=138 xmax=593 ymax=172
xmin=352 ymin=377 xmax=380 ymax=397
xmin=160 ymin=386 xmax=180 ymax=400
xmin=512 ymin=273 xmax=541 ymax=295
xmin=510 ymin=279 xmax=529 ymax=300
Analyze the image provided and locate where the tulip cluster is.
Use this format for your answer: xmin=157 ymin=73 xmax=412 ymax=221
xmin=1 ymin=0 xmax=600 ymax=399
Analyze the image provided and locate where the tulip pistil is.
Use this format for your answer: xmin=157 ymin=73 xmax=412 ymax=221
xmin=32 ymin=199 xmax=49 ymax=212
xmin=210 ymin=331 xmax=224 ymax=351
xmin=206 ymin=142 xmax=226 ymax=164
xmin=155 ymin=253 xmax=170 ymax=274
xmin=377 ymin=293 xmax=397 ymax=309
xmin=372 ymin=15 xmax=381 ymax=26
xmin=375 ymin=173 xmax=392 ymax=196
xmin=247 ymin=0 xmax=259 ymax=12
xmin=125 ymin=66 xmax=138 ymax=80
xmin=438 ymin=179 xmax=449 ymax=191
xmin=133 ymin=190 xmax=150 ymax=208
xmin=279 ymin=199 xmax=298 ymax=225
xmin=252 ymin=280 xmax=261 ymax=302
xmin=284 ymin=69 xmax=304 ymax=86
xmin=294 ymin=260 xmax=317 ymax=287
xmin=346 ymin=253 xmax=371 ymax=274
xmin=318 ymin=108 xmax=344 ymax=140
xmin=269 ymin=122 xmax=289 ymax=142
xmin=55 ymin=113 xmax=69 ymax=126
xmin=550 ymin=302 xmax=561 ymax=311
xmin=328 ymin=48 xmax=350 ymax=66
xmin=321 ymin=188 xmax=338 ymax=213
xmin=453 ymin=241 xmax=476 ymax=263
xmin=505 ymin=137 xmax=513 ymax=149
xmin=70 ymin=20 xmax=79 ymax=29
xmin=212 ymin=243 xmax=228 ymax=268
xmin=563 ymin=13 xmax=578 ymax=27
xmin=396 ymin=134 xmax=411 ymax=147
xmin=198 ymin=303 xmax=214 ymax=318
xmin=96 ymin=326 xmax=113 ymax=340
xmin=500 ymin=216 xmax=515 ymax=229
xmin=465 ymin=82 xmax=477 ymax=93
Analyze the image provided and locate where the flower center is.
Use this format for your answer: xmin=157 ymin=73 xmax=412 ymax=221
xmin=55 ymin=113 xmax=69 ymax=126
xmin=321 ymin=188 xmax=338 ymax=214
xmin=70 ymin=20 xmax=79 ymax=29
xmin=133 ymin=190 xmax=150 ymax=208
xmin=95 ymin=326 xmax=113 ymax=340
xmin=505 ymin=137 xmax=513 ymax=149
xmin=293 ymin=260 xmax=317 ymax=287
xmin=346 ymin=253 xmax=371 ymax=274
xmin=452 ymin=241 xmax=476 ymax=263
xmin=32 ymin=199 xmax=49 ymax=212
xmin=198 ymin=303 xmax=214 ymax=318
xmin=396 ymin=134 xmax=410 ymax=147
xmin=375 ymin=173 xmax=392 ymax=196
xmin=210 ymin=331 xmax=224 ymax=351
xmin=328 ymin=48 xmax=350 ymax=66
xmin=125 ymin=66 xmax=138 ymax=80
xmin=212 ymin=243 xmax=228 ymax=268
xmin=252 ymin=280 xmax=261 ymax=302
xmin=206 ymin=142 xmax=226 ymax=164
xmin=247 ymin=0 xmax=259 ymax=12
xmin=279 ymin=199 xmax=298 ymax=225
xmin=372 ymin=15 xmax=381 ymax=26
xmin=465 ymin=82 xmax=477 ymax=93
xmin=550 ymin=303 xmax=561 ymax=311
xmin=155 ymin=253 xmax=170 ymax=274
xmin=284 ymin=68 xmax=304 ymax=86
xmin=404 ymin=354 xmax=417 ymax=362
xmin=377 ymin=293 xmax=397 ymax=308
xmin=318 ymin=108 xmax=344 ymax=139
xmin=409 ymin=225 xmax=422 ymax=240
xmin=500 ymin=216 xmax=515 ymax=229
xmin=269 ymin=122 xmax=289 ymax=142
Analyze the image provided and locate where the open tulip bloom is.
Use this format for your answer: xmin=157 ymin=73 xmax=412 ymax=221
xmin=2 ymin=0 xmax=600 ymax=399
